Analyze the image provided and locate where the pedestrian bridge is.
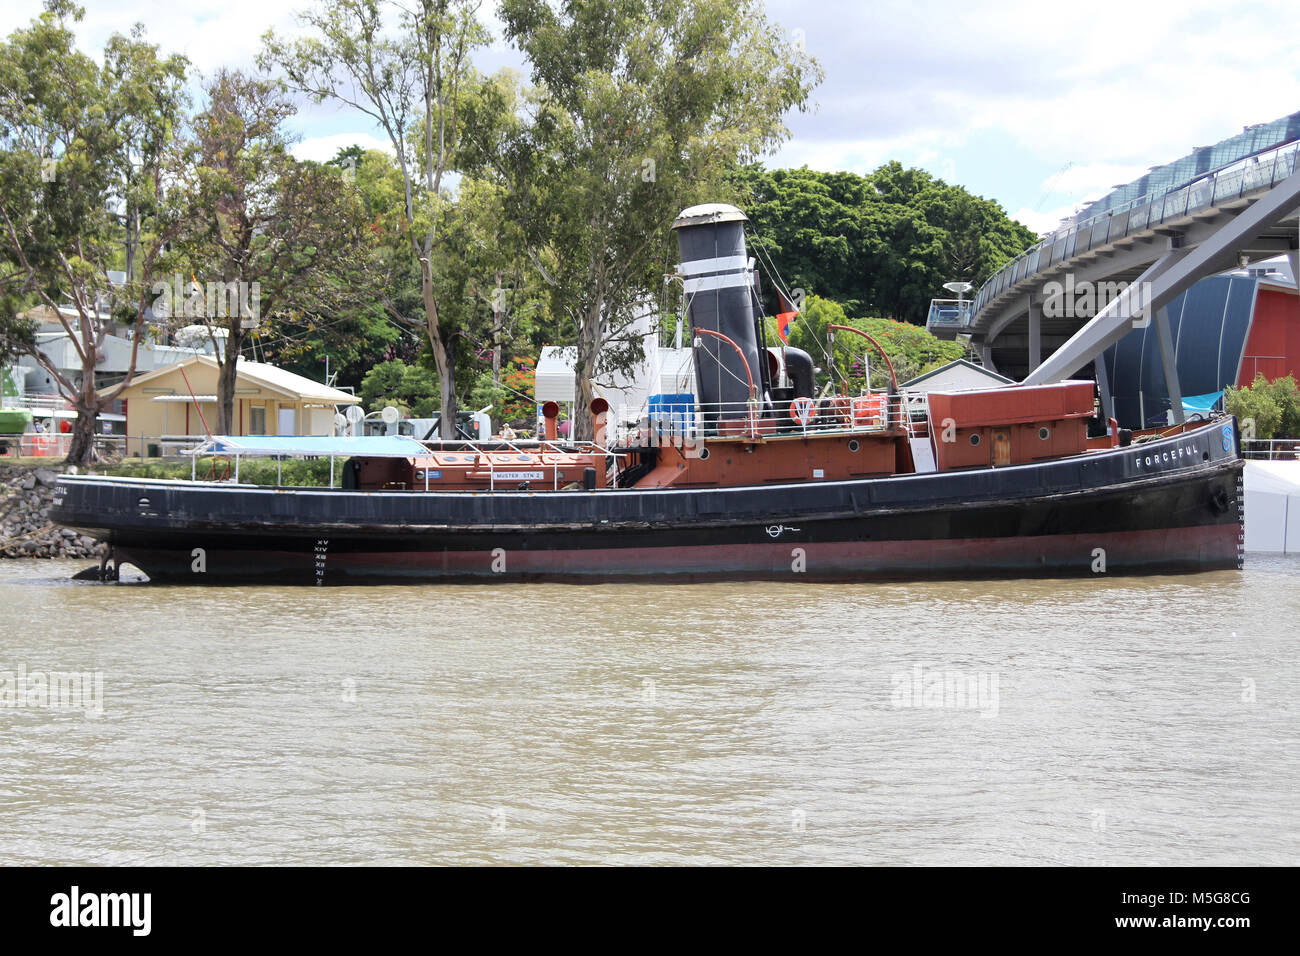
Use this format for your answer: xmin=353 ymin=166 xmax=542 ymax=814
xmin=928 ymin=111 xmax=1300 ymax=419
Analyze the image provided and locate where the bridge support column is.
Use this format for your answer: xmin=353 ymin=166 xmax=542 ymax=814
xmin=1095 ymin=354 xmax=1116 ymax=424
xmin=1153 ymin=306 xmax=1185 ymax=425
xmin=1027 ymin=295 xmax=1042 ymax=373
xmin=980 ymin=344 xmax=998 ymax=373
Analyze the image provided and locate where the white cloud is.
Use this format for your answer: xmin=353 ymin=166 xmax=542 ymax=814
xmin=291 ymin=132 xmax=394 ymax=163
xmin=8 ymin=0 xmax=1300 ymax=218
xmin=1046 ymin=163 xmax=1153 ymax=200
xmin=0 ymin=0 xmax=308 ymax=73
xmin=1009 ymin=203 xmax=1083 ymax=238
xmin=764 ymin=0 xmax=1300 ymax=209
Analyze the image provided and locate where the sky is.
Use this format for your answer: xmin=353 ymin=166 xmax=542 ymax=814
xmin=5 ymin=0 xmax=1300 ymax=235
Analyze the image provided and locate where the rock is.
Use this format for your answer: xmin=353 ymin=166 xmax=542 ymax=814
xmin=0 ymin=468 xmax=107 ymax=560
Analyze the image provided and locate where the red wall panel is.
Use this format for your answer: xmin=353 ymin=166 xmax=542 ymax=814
xmin=1239 ymin=286 xmax=1300 ymax=384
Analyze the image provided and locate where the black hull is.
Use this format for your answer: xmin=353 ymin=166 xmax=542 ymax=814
xmin=52 ymin=420 xmax=1246 ymax=584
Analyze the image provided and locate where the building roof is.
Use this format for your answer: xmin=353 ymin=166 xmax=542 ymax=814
xmin=123 ymin=355 xmax=359 ymax=404
xmin=900 ymin=359 xmax=1015 ymax=389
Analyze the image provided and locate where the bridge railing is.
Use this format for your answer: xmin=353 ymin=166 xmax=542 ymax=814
xmin=964 ymin=139 xmax=1300 ymax=324
xmin=925 ymin=299 xmax=974 ymax=329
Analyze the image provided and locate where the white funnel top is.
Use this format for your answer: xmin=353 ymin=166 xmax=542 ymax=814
xmin=672 ymin=203 xmax=749 ymax=229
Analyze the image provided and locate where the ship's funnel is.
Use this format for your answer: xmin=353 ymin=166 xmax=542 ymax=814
xmin=672 ymin=203 xmax=763 ymax=428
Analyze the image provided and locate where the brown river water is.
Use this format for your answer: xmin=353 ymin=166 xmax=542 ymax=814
xmin=1 ymin=556 xmax=1297 ymax=865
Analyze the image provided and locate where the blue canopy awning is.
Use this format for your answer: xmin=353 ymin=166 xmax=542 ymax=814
xmin=1181 ymin=391 xmax=1224 ymax=414
xmin=186 ymin=435 xmax=430 ymax=458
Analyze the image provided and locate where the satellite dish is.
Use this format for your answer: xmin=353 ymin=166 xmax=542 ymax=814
xmin=381 ymin=405 xmax=400 ymax=425
xmin=345 ymin=405 xmax=365 ymax=424
xmin=333 ymin=413 xmax=347 ymax=430
xmin=943 ymin=281 xmax=975 ymax=297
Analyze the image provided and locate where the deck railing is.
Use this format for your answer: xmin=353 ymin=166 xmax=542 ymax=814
xmin=1242 ymin=438 xmax=1300 ymax=460
xmin=615 ymin=395 xmax=912 ymax=446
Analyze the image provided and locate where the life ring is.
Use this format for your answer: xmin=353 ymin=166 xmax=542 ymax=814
xmin=790 ymin=396 xmax=816 ymax=426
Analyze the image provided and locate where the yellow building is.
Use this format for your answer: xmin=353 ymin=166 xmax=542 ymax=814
xmin=118 ymin=355 xmax=360 ymax=456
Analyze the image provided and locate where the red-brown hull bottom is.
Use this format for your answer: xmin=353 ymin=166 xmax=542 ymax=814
xmin=117 ymin=523 xmax=1241 ymax=584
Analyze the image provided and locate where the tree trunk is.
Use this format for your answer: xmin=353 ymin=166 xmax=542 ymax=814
xmin=215 ymin=326 xmax=245 ymax=435
xmin=421 ymin=271 xmax=457 ymax=439
xmin=63 ymin=348 xmax=101 ymax=467
xmin=491 ymin=270 xmax=503 ymax=387
xmin=572 ymin=299 xmax=603 ymax=443
xmin=64 ymin=397 xmax=101 ymax=468
xmin=432 ymin=335 xmax=457 ymax=439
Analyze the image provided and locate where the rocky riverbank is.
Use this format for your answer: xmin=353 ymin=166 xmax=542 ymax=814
xmin=0 ymin=465 xmax=103 ymax=560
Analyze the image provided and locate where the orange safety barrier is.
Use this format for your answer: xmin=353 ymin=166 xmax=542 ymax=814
xmin=852 ymin=394 xmax=886 ymax=427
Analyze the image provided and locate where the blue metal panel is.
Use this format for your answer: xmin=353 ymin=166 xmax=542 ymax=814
xmin=1101 ymin=275 xmax=1258 ymax=428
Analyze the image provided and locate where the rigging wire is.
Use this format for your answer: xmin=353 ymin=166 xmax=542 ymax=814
xmin=745 ymin=225 xmax=847 ymax=393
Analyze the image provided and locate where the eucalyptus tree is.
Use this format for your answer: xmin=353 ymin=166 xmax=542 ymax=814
xmin=0 ymin=0 xmax=190 ymax=465
xmin=173 ymin=68 xmax=373 ymax=434
xmin=263 ymin=0 xmax=489 ymax=438
xmin=480 ymin=0 xmax=821 ymax=441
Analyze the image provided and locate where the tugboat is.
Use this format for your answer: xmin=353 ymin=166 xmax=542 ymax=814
xmin=50 ymin=204 xmax=1244 ymax=584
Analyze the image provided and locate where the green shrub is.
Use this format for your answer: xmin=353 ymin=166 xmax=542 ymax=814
xmin=101 ymin=457 xmax=337 ymax=486
xmin=1224 ymin=373 xmax=1300 ymax=440
xmin=765 ymin=294 xmax=967 ymax=390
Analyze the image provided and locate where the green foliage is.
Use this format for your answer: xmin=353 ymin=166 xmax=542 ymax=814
xmin=488 ymin=0 xmax=823 ymax=439
xmin=768 ymin=295 xmax=966 ymax=390
xmin=169 ymin=69 xmax=377 ymax=432
xmin=359 ymin=359 xmax=440 ymax=417
xmin=2 ymin=1 xmax=1049 ymax=455
xmin=1225 ymin=374 xmax=1300 ymax=440
xmin=497 ymin=355 xmax=537 ymax=423
xmin=733 ymin=162 xmax=1036 ymax=323
xmin=0 ymin=1 xmax=191 ymax=465
xmin=103 ymin=457 xmax=334 ymax=486
xmin=264 ymin=0 xmax=492 ymax=438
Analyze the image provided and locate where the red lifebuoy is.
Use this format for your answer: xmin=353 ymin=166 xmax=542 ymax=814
xmin=790 ymin=396 xmax=816 ymax=426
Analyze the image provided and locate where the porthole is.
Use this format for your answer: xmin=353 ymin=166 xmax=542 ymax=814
xmin=698 ymin=447 xmax=710 ymax=460
xmin=969 ymin=433 xmax=981 ymax=446
xmin=848 ymin=440 xmax=860 ymax=452
xmin=1038 ymin=426 xmax=1050 ymax=440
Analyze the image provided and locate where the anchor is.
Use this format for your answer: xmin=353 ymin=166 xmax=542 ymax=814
xmin=100 ymin=546 xmax=119 ymax=582
xmin=75 ymin=546 xmax=120 ymax=582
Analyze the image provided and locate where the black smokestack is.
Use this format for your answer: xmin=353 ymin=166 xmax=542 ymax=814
xmin=672 ymin=203 xmax=763 ymax=429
